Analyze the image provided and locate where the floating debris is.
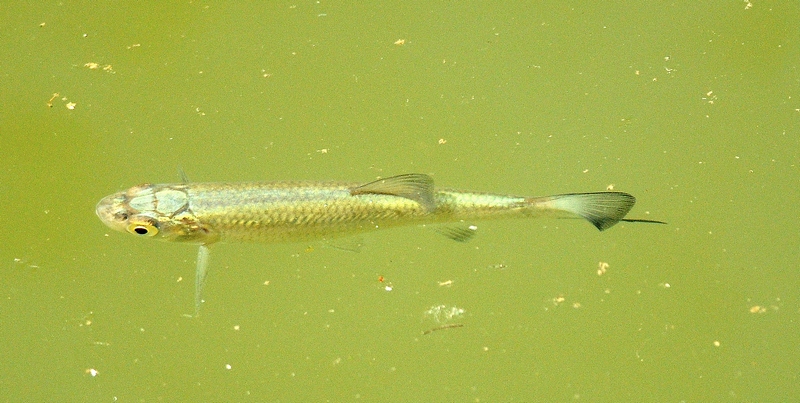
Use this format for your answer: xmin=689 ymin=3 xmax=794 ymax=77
xmin=422 ymin=323 xmax=463 ymax=335
xmin=84 ymin=62 xmax=114 ymax=73
xmin=46 ymin=93 xmax=59 ymax=107
xmin=424 ymin=304 xmax=464 ymax=323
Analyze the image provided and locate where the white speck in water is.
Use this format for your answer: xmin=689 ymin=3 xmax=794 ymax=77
xmin=424 ymin=305 xmax=465 ymax=323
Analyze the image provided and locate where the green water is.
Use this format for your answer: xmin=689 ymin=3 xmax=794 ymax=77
xmin=2 ymin=2 xmax=798 ymax=401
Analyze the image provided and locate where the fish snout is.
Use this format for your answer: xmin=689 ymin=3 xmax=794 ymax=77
xmin=95 ymin=192 xmax=130 ymax=232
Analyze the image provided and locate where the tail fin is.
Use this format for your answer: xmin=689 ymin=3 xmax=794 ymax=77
xmin=540 ymin=192 xmax=637 ymax=231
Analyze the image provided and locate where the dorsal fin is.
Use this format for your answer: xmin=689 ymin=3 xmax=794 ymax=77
xmin=350 ymin=173 xmax=436 ymax=212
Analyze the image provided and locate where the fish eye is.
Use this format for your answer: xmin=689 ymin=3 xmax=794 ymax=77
xmin=127 ymin=221 xmax=159 ymax=236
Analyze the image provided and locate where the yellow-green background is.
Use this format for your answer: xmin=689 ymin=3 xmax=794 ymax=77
xmin=2 ymin=2 xmax=798 ymax=401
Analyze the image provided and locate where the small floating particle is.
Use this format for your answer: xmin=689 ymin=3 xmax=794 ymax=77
xmin=85 ymin=62 xmax=113 ymax=73
xmin=597 ymin=261 xmax=609 ymax=276
xmin=46 ymin=93 xmax=59 ymax=107
xmin=424 ymin=305 xmax=464 ymax=322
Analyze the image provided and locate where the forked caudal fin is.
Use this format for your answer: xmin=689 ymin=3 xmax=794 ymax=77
xmin=538 ymin=192 xmax=664 ymax=231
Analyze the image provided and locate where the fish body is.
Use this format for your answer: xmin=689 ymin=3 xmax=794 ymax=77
xmin=96 ymin=174 xmax=636 ymax=245
xmin=96 ymin=173 xmax=654 ymax=314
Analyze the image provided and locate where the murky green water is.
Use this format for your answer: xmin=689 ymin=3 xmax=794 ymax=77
xmin=2 ymin=2 xmax=798 ymax=401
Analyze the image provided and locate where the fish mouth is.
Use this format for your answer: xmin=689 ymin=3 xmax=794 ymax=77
xmin=95 ymin=192 xmax=130 ymax=232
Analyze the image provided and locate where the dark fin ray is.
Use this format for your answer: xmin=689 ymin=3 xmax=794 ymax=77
xmin=435 ymin=224 xmax=478 ymax=242
xmin=620 ymin=218 xmax=667 ymax=225
xmin=350 ymin=173 xmax=436 ymax=212
xmin=544 ymin=192 xmax=636 ymax=231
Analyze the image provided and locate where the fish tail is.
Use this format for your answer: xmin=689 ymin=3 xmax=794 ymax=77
xmin=530 ymin=192 xmax=636 ymax=231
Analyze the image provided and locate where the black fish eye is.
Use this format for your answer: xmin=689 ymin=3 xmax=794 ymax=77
xmin=126 ymin=220 xmax=159 ymax=237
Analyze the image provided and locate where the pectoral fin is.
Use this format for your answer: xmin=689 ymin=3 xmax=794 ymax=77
xmin=351 ymin=173 xmax=436 ymax=212
xmin=194 ymin=245 xmax=211 ymax=317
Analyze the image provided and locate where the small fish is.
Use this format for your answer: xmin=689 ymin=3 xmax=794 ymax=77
xmin=96 ymin=173 xmax=664 ymax=314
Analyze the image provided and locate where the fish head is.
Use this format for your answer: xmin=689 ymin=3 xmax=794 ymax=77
xmin=96 ymin=184 xmax=217 ymax=244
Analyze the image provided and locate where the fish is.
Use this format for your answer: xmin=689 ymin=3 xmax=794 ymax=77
xmin=96 ymin=173 xmax=664 ymax=314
